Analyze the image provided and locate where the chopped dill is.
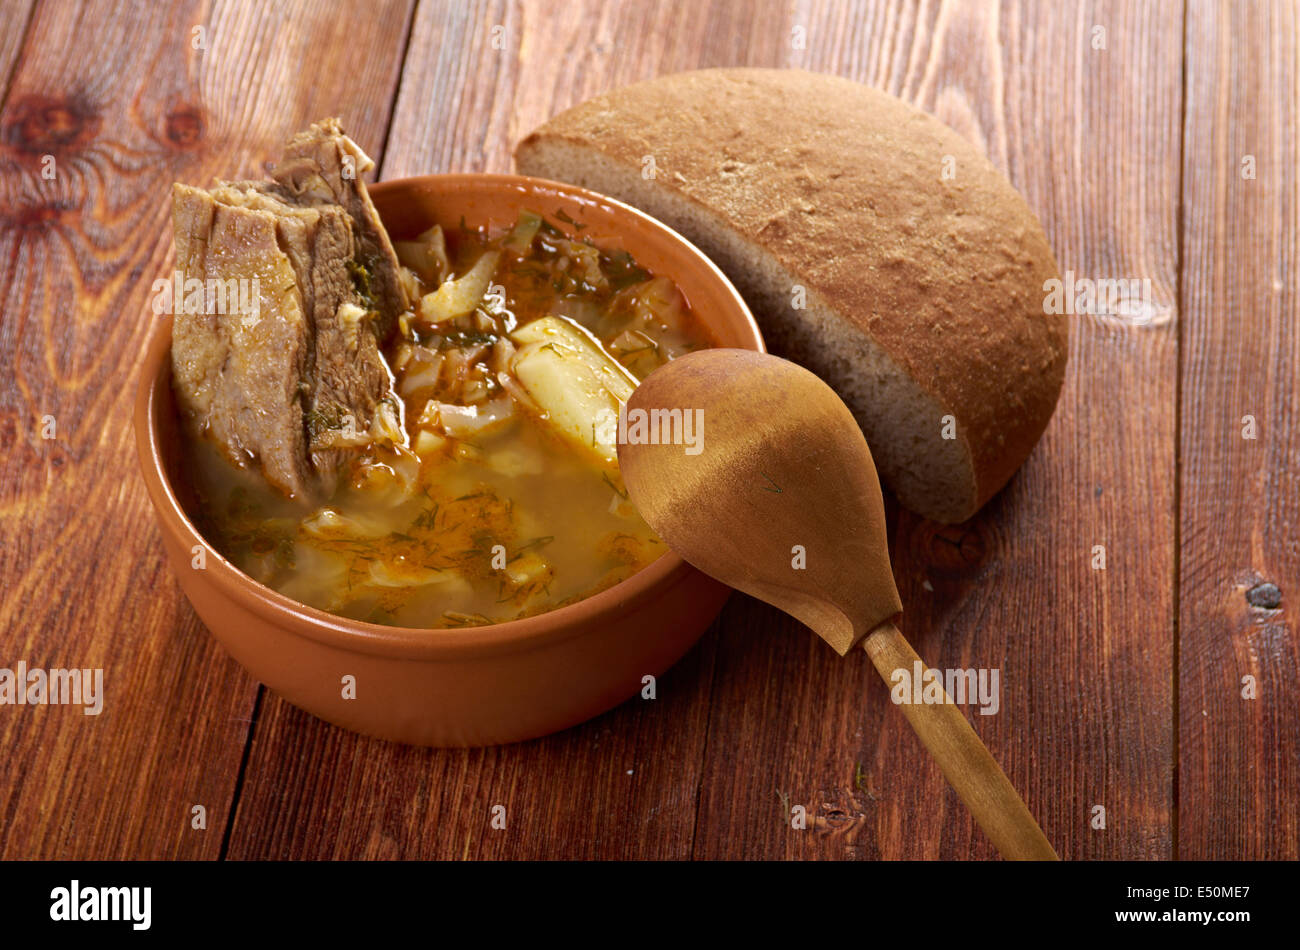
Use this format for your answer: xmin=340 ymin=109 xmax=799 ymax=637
xmin=442 ymin=610 xmax=492 ymax=628
xmin=602 ymin=472 xmax=628 ymax=499
xmin=346 ymin=257 xmax=376 ymax=309
xmin=512 ymin=536 xmax=555 ymax=557
xmin=553 ymin=207 xmax=586 ymax=230
xmin=441 ymin=329 xmax=498 ymax=347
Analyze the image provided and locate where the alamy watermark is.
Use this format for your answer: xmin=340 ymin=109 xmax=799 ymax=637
xmin=150 ymin=271 xmax=262 ymax=327
xmin=601 ymin=403 xmax=705 ymax=456
xmin=889 ymin=661 xmax=1000 ymax=715
xmin=0 ymin=662 xmax=104 ymax=715
xmin=50 ymin=880 xmax=150 ymax=930
xmin=1042 ymin=271 xmax=1158 ymax=323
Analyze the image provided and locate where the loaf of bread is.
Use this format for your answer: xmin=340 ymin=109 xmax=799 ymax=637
xmin=516 ymin=68 xmax=1068 ymax=523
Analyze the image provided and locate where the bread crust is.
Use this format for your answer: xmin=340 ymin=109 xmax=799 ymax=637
xmin=517 ymin=68 xmax=1068 ymax=521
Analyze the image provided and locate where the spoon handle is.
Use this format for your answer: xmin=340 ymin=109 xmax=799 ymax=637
xmin=862 ymin=621 xmax=1059 ymax=860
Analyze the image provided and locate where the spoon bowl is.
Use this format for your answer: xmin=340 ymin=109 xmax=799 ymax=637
xmin=618 ymin=348 xmax=901 ymax=654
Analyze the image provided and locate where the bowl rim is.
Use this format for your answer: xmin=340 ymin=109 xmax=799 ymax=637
xmin=136 ymin=172 xmax=764 ymax=661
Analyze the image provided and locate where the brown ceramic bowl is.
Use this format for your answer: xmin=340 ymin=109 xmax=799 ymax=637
xmin=135 ymin=174 xmax=764 ymax=747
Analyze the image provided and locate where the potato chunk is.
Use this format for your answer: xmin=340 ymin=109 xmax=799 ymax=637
xmin=508 ymin=316 xmax=637 ymax=468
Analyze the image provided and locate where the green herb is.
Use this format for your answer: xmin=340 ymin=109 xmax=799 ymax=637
xmin=346 ymin=257 xmax=376 ymax=309
xmin=442 ymin=610 xmax=492 ymax=628
xmin=602 ymin=471 xmax=628 ymax=499
xmin=412 ymin=505 xmax=439 ymax=529
xmin=554 ymin=207 xmax=586 ymax=231
xmin=512 ymin=536 xmax=555 ymax=557
xmin=603 ymin=249 xmax=651 ymax=290
xmin=442 ymin=329 xmax=499 ymax=347
xmin=306 ymin=405 xmax=346 ymax=441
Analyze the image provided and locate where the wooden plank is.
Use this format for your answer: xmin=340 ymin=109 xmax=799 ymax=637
xmin=225 ymin=630 xmax=719 ymax=860
xmin=378 ymin=0 xmax=792 ymax=178
xmin=0 ymin=0 xmax=413 ymax=859
xmin=1178 ymin=0 xmax=1299 ymax=860
xmin=0 ymin=1 xmax=37 ymax=109
xmin=688 ymin=0 xmax=1182 ymax=860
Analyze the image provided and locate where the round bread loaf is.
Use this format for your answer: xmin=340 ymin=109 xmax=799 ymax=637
xmin=515 ymin=68 xmax=1067 ymax=523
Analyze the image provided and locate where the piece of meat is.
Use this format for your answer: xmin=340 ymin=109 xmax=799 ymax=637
xmin=168 ymin=120 xmax=408 ymax=504
xmin=170 ymin=184 xmax=314 ymax=498
xmin=271 ymin=118 xmax=408 ymax=333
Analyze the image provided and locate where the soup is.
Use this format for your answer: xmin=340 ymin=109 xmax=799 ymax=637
xmin=186 ymin=210 xmax=713 ymax=627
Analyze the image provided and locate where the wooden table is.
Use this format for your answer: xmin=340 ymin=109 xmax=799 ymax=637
xmin=1 ymin=0 xmax=1294 ymax=861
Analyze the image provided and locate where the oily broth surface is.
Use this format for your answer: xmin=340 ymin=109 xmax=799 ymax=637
xmin=186 ymin=212 xmax=711 ymax=629
xmin=187 ymin=409 xmax=665 ymax=627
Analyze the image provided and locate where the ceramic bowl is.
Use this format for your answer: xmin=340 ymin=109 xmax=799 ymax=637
xmin=135 ymin=173 xmax=764 ymax=746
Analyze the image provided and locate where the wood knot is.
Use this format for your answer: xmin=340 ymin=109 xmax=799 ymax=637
xmin=165 ymin=105 xmax=205 ymax=148
xmin=1246 ymin=582 xmax=1282 ymax=609
xmin=915 ymin=522 xmax=986 ymax=574
xmin=2 ymin=200 xmax=73 ymax=234
xmin=3 ymin=94 xmax=100 ymax=154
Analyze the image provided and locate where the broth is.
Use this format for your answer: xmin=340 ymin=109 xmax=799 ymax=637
xmin=186 ymin=210 xmax=713 ymax=628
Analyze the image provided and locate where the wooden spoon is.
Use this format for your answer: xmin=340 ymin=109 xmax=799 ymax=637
xmin=617 ymin=348 xmax=1058 ymax=860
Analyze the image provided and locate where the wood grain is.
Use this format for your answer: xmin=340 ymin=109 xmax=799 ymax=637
xmin=225 ymin=627 xmax=720 ymax=860
xmin=1 ymin=0 xmax=1291 ymax=861
xmin=0 ymin=0 xmax=414 ymax=859
xmin=1178 ymin=0 xmax=1299 ymax=860
xmin=0 ymin=2 xmax=37 ymax=109
xmin=379 ymin=0 xmax=795 ymax=178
